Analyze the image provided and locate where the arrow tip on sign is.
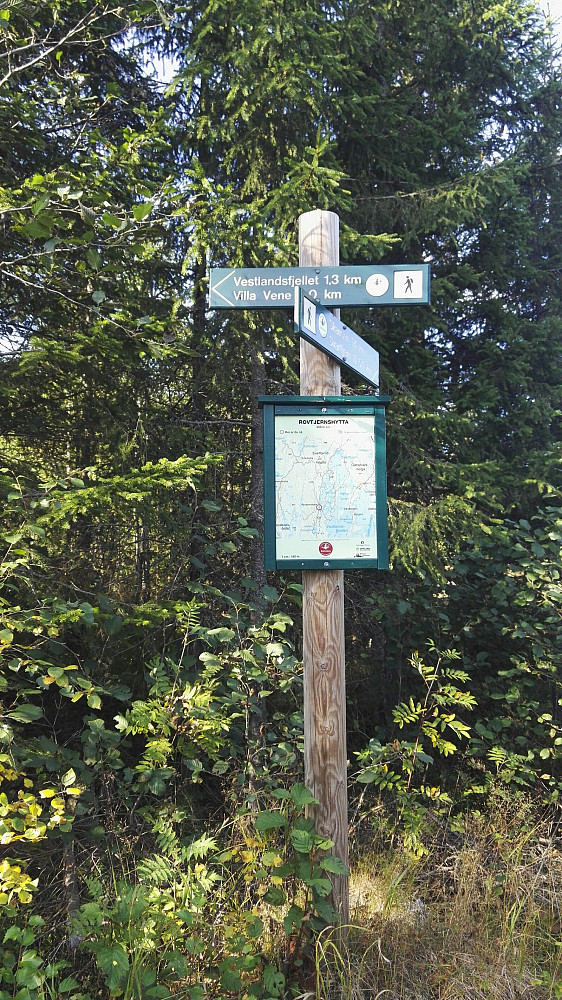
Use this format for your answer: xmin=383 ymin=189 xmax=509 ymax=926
xmin=210 ymin=269 xmax=236 ymax=307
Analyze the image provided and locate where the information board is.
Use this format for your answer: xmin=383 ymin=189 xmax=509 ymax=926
xmin=259 ymin=397 xmax=389 ymax=570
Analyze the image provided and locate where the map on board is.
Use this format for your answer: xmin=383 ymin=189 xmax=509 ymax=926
xmin=274 ymin=413 xmax=378 ymax=562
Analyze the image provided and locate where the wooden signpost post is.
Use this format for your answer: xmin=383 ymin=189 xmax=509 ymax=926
xmin=298 ymin=209 xmax=349 ymax=923
xmin=209 ymin=215 xmax=430 ymax=925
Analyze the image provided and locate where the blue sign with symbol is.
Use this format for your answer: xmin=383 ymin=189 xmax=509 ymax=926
xmin=295 ymin=288 xmax=380 ymax=388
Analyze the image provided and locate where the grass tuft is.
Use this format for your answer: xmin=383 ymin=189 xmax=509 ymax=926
xmin=313 ymin=797 xmax=562 ymax=999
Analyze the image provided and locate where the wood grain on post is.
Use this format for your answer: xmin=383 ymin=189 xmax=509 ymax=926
xmin=299 ymin=210 xmax=349 ymax=925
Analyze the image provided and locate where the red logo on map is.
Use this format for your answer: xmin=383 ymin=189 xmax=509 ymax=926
xmin=318 ymin=541 xmax=333 ymax=556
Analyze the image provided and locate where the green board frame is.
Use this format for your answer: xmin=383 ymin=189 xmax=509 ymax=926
xmin=258 ymin=396 xmax=390 ymax=571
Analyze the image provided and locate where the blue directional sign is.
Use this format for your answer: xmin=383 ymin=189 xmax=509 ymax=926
xmin=295 ymin=289 xmax=379 ymax=389
xmin=209 ymin=264 xmax=430 ymax=309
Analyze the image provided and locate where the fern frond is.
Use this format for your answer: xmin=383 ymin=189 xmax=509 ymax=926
xmin=137 ymin=854 xmax=177 ymax=886
xmin=181 ymin=834 xmax=217 ymax=862
xmin=393 ymin=698 xmax=423 ymax=728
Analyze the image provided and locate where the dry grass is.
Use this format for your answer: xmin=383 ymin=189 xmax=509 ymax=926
xmin=312 ymin=798 xmax=562 ymax=1000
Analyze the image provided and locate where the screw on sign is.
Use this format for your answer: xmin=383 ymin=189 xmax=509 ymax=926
xmin=318 ymin=541 xmax=333 ymax=556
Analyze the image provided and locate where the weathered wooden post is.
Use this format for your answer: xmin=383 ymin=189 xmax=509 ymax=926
xmin=209 ymin=228 xmax=430 ymax=927
xmin=299 ymin=210 xmax=349 ymax=924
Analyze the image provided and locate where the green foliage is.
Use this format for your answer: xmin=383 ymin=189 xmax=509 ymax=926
xmin=67 ymin=784 xmax=346 ymax=998
xmin=388 ymin=494 xmax=478 ymax=579
xmin=0 ymin=916 xmax=84 ymax=1000
xmin=350 ymin=502 xmax=562 ymax=855
xmin=449 ymin=507 xmax=562 ymax=798
xmin=354 ymin=642 xmax=475 ymax=854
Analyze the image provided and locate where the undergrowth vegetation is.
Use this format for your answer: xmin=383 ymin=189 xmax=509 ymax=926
xmin=0 ymin=473 xmax=561 ymax=999
xmin=1 ymin=493 xmax=561 ymax=998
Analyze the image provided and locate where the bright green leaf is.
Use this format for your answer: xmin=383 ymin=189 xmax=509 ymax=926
xmin=319 ymin=855 xmax=350 ymax=876
xmin=254 ymin=811 xmax=287 ymax=831
xmin=7 ymin=704 xmax=43 ymax=724
xmin=133 ymin=201 xmax=153 ymax=221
